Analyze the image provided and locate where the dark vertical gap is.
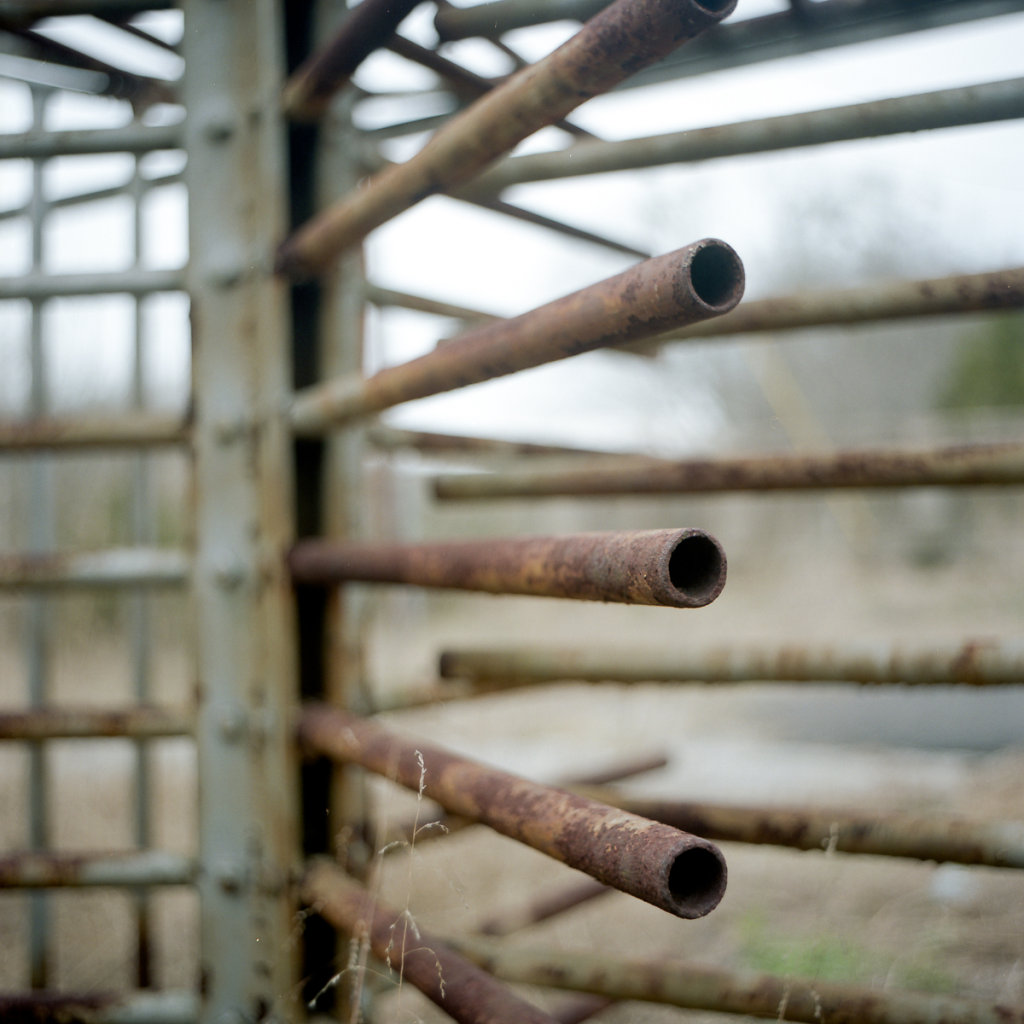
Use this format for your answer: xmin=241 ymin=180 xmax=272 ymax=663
xmin=285 ymin=1 xmax=336 ymax=1010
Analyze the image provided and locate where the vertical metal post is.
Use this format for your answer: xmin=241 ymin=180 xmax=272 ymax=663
xmin=182 ymin=1 xmax=301 ymax=1019
xmin=26 ymin=84 xmax=53 ymax=991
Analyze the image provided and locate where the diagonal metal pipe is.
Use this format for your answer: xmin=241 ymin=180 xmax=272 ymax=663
xmin=289 ymin=528 xmax=726 ymax=609
xmin=289 ymin=238 xmax=743 ymax=430
xmin=302 ymin=859 xmax=561 ymax=1024
xmin=275 ymin=0 xmax=736 ymax=275
xmin=298 ymin=705 xmax=728 ymax=918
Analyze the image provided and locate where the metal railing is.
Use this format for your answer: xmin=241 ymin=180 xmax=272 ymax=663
xmin=2 ymin=0 xmax=1023 ymax=1021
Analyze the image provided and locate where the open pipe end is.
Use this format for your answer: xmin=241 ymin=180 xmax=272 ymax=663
xmin=694 ymin=0 xmax=739 ymax=18
xmin=688 ymin=240 xmax=745 ymax=314
xmin=666 ymin=843 xmax=728 ymax=918
xmin=665 ymin=530 xmax=727 ymax=607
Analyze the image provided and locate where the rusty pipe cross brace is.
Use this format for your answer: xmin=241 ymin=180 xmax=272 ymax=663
xmin=289 ymin=528 xmax=726 ymax=609
xmin=275 ymin=0 xmax=736 ymax=275
xmin=289 ymin=239 xmax=744 ymax=430
xmin=298 ymin=705 xmax=728 ymax=919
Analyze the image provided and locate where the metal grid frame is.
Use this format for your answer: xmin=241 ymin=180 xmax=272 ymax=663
xmin=1 ymin=0 xmax=1023 ymax=1021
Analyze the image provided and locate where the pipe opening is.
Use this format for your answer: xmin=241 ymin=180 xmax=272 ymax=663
xmin=668 ymin=532 xmax=725 ymax=605
xmin=690 ymin=242 xmax=744 ymax=310
xmin=667 ymin=846 xmax=726 ymax=916
xmin=695 ymin=0 xmax=738 ymax=13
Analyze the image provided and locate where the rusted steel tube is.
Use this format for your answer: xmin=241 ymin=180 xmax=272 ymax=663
xmin=289 ymin=239 xmax=744 ymax=429
xmin=364 ymin=283 xmax=497 ymax=325
xmin=302 ymin=859 xmax=562 ymax=1024
xmin=438 ymin=638 xmax=1024 ymax=687
xmin=0 ymin=850 xmax=197 ymax=888
xmin=433 ymin=441 xmax=1024 ymax=501
xmin=274 ymin=0 xmax=736 ymax=275
xmin=0 ymin=547 xmax=188 ymax=589
xmin=289 ymin=528 xmax=726 ymax=609
xmin=0 ymin=991 xmax=197 ymax=1024
xmin=0 ymin=413 xmax=188 ymax=451
xmin=571 ymin=790 xmax=1024 ymax=868
xmin=0 ymin=706 xmax=192 ymax=740
xmin=464 ymin=77 xmax=1024 ymax=193
xmin=282 ymin=0 xmax=423 ymax=120
xmin=445 ymin=937 xmax=1024 ymax=1024
xmin=640 ymin=265 xmax=1024 ymax=349
xmin=435 ymin=0 xmax=609 ymax=39
xmin=368 ymin=425 xmax=620 ymax=459
xmin=299 ymin=705 xmax=728 ymax=918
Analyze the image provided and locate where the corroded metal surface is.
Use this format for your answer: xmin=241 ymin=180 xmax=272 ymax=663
xmin=571 ymin=789 xmax=1024 ymax=868
xmin=645 ymin=265 xmax=1024 ymax=346
xmin=275 ymin=0 xmax=736 ymax=274
xmin=445 ymin=937 xmax=1024 ymax=1024
xmin=0 ymin=706 xmax=192 ymax=740
xmin=290 ymin=240 xmax=743 ymax=429
xmin=0 ymin=850 xmax=196 ymax=888
xmin=433 ymin=440 xmax=1024 ymax=500
xmin=302 ymin=859 xmax=561 ymax=1024
xmin=438 ymin=638 xmax=1024 ymax=687
xmin=298 ymin=705 xmax=727 ymax=918
xmin=289 ymin=528 xmax=727 ymax=609
xmin=0 ymin=548 xmax=188 ymax=589
xmin=0 ymin=413 xmax=188 ymax=451
xmin=465 ymin=77 xmax=1024 ymax=192
xmin=282 ymin=0 xmax=422 ymax=120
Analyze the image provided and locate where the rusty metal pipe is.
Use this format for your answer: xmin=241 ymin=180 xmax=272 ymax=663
xmin=463 ymin=77 xmax=1024 ymax=193
xmin=433 ymin=440 xmax=1024 ymax=501
xmin=638 ymin=265 xmax=1024 ymax=350
xmin=0 ymin=850 xmax=196 ymax=888
xmin=445 ymin=937 xmax=1024 ymax=1024
xmin=298 ymin=705 xmax=727 ymax=918
xmin=0 ymin=706 xmax=192 ymax=740
xmin=476 ymin=878 xmax=611 ymax=937
xmin=571 ymin=790 xmax=1024 ymax=869
xmin=282 ymin=0 xmax=423 ymax=120
xmin=290 ymin=239 xmax=744 ymax=430
xmin=368 ymin=425 xmax=620 ymax=459
xmin=0 ymin=413 xmax=188 ymax=451
xmin=438 ymin=638 xmax=1024 ymax=687
xmin=302 ymin=859 xmax=563 ymax=1024
xmin=0 ymin=547 xmax=188 ymax=589
xmin=289 ymin=528 xmax=726 ymax=609
xmin=275 ymin=0 xmax=736 ymax=274
xmin=0 ymin=991 xmax=197 ymax=1024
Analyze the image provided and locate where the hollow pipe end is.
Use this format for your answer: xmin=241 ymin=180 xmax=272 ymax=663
xmin=666 ymin=840 xmax=728 ymax=918
xmin=662 ymin=529 xmax=727 ymax=608
xmin=686 ymin=239 xmax=745 ymax=315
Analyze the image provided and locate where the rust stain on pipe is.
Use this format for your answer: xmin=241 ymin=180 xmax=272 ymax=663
xmin=289 ymin=528 xmax=726 ymax=609
xmin=298 ymin=705 xmax=727 ymax=919
xmin=290 ymin=239 xmax=744 ymax=429
xmin=275 ymin=0 xmax=736 ymax=274
xmin=433 ymin=440 xmax=1024 ymax=501
xmin=302 ymin=859 xmax=562 ymax=1024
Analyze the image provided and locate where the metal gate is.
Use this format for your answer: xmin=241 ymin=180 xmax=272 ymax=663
xmin=1 ymin=1 xmax=1023 ymax=1021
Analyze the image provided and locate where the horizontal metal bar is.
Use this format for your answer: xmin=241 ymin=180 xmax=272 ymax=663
xmin=0 ymin=706 xmax=193 ymax=740
xmin=274 ymin=0 xmax=735 ymax=276
xmin=439 ymin=638 xmax=1024 ymax=687
xmin=433 ymin=440 xmax=1024 ymax=501
xmin=0 ymin=413 xmax=188 ymax=451
xmin=0 ymin=850 xmax=196 ymax=888
xmin=476 ymin=877 xmax=611 ymax=937
xmin=0 ymin=547 xmax=189 ymax=589
xmin=0 ymin=991 xmax=196 ymax=1024
xmin=363 ymin=283 xmax=496 ymax=323
xmin=368 ymin=425 xmax=629 ymax=458
xmin=464 ymin=77 xmax=1024 ymax=193
xmin=290 ymin=239 xmax=744 ymax=429
xmin=290 ymin=528 xmax=726 ymax=608
xmin=302 ymin=859 xmax=562 ymax=1024
xmin=299 ymin=705 xmax=728 ymax=919
xmin=0 ymin=170 xmax=183 ymax=222
xmin=445 ymin=936 xmax=1024 ymax=1024
xmin=573 ymin=789 xmax=1024 ymax=868
xmin=639 ymin=265 xmax=1024 ymax=349
xmin=0 ymin=123 xmax=182 ymax=160
xmin=282 ymin=0 xmax=423 ymax=120
xmin=0 ymin=268 xmax=186 ymax=300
